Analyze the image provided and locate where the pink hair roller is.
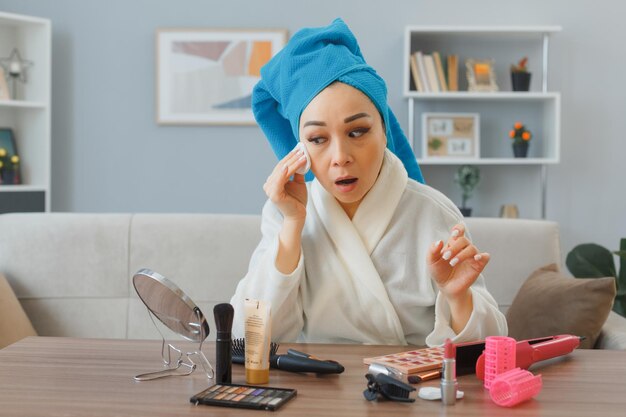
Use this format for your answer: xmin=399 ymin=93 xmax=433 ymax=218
xmin=483 ymin=336 xmax=516 ymax=390
xmin=489 ymin=368 xmax=543 ymax=407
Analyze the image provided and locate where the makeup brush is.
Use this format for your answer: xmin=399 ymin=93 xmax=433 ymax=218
xmin=213 ymin=303 xmax=234 ymax=383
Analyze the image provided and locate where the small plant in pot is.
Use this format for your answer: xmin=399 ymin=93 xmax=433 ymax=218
xmin=509 ymin=122 xmax=532 ymax=158
xmin=0 ymin=149 xmax=20 ymax=184
xmin=511 ymin=56 xmax=531 ymax=91
xmin=566 ymin=238 xmax=626 ymax=317
xmin=454 ymin=165 xmax=480 ymax=217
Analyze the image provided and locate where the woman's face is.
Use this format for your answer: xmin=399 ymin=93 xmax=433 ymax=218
xmin=299 ymin=82 xmax=387 ymax=218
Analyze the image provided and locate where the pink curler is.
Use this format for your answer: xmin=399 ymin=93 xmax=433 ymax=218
xmin=483 ymin=336 xmax=516 ymax=390
xmin=489 ymin=367 xmax=543 ymax=407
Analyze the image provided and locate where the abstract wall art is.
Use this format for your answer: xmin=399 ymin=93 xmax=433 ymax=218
xmin=157 ymin=29 xmax=287 ymax=125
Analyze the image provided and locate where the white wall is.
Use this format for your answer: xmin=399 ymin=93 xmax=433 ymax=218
xmin=0 ymin=0 xmax=624 ymax=260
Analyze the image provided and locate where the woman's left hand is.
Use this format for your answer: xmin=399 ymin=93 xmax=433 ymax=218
xmin=427 ymin=224 xmax=490 ymax=303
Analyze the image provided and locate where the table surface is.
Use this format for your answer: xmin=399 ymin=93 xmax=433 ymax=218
xmin=1 ymin=337 xmax=625 ymax=416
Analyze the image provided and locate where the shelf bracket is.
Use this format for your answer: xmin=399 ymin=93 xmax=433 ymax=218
xmin=541 ymin=164 xmax=547 ymax=219
xmin=408 ymin=98 xmax=415 ymax=152
xmin=542 ymin=33 xmax=550 ymax=92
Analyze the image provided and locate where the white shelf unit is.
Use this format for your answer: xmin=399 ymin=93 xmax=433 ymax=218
xmin=0 ymin=11 xmax=51 ymax=213
xmin=404 ymin=26 xmax=561 ymax=218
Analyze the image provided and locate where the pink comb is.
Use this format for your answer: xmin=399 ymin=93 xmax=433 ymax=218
xmin=489 ymin=368 xmax=543 ymax=407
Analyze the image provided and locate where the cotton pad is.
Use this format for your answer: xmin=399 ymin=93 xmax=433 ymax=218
xmin=294 ymin=142 xmax=311 ymax=175
xmin=418 ymin=386 xmax=464 ymax=401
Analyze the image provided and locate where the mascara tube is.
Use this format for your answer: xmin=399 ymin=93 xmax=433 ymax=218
xmin=213 ymin=303 xmax=234 ymax=384
xmin=441 ymin=338 xmax=458 ymax=405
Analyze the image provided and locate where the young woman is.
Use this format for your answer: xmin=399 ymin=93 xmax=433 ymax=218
xmin=230 ymin=18 xmax=507 ymax=346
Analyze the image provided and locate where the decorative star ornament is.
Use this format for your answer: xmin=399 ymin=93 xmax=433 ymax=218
xmin=0 ymin=48 xmax=33 ymax=83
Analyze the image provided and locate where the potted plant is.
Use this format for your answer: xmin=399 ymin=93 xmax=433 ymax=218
xmin=566 ymin=238 xmax=626 ymax=317
xmin=0 ymin=147 xmax=6 ymax=184
xmin=509 ymin=122 xmax=532 ymax=158
xmin=511 ymin=56 xmax=531 ymax=91
xmin=454 ymin=165 xmax=480 ymax=217
xmin=0 ymin=149 xmax=20 ymax=184
xmin=8 ymin=154 xmax=20 ymax=184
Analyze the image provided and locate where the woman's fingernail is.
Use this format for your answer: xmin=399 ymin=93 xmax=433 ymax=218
xmin=433 ymin=240 xmax=442 ymax=249
xmin=451 ymin=229 xmax=459 ymax=238
xmin=298 ymin=155 xmax=307 ymax=162
xmin=474 ymin=254 xmax=482 ymax=261
xmin=282 ymin=164 xmax=288 ymax=172
xmin=449 ymin=257 xmax=459 ymax=267
xmin=442 ymin=250 xmax=452 ymax=261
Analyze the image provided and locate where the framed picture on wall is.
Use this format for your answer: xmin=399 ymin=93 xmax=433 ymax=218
xmin=156 ymin=28 xmax=287 ymax=125
xmin=421 ymin=113 xmax=480 ymax=160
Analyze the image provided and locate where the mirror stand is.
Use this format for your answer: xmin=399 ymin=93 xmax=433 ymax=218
xmin=134 ymin=308 xmax=214 ymax=381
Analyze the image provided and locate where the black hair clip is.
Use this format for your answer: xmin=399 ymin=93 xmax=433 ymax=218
xmin=363 ymin=373 xmax=416 ymax=402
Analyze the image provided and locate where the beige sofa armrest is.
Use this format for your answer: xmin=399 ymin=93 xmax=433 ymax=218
xmin=595 ymin=311 xmax=626 ymax=350
xmin=0 ymin=273 xmax=37 ymax=348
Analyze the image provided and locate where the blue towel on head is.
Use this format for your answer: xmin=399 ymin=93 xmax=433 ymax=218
xmin=252 ymin=18 xmax=424 ymax=183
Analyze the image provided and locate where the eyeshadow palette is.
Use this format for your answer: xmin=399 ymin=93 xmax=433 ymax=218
xmin=363 ymin=346 xmax=445 ymax=375
xmin=190 ymin=383 xmax=297 ymax=411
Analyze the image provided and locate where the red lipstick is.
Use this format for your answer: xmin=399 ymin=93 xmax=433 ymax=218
xmin=441 ymin=338 xmax=458 ymax=405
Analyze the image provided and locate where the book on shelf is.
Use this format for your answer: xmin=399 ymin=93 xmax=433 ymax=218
xmin=0 ymin=68 xmax=10 ymax=100
xmin=447 ymin=54 xmax=458 ymax=91
xmin=409 ymin=51 xmax=458 ymax=93
xmin=423 ymin=54 xmax=440 ymax=92
xmin=409 ymin=53 xmax=425 ymax=92
xmin=414 ymin=51 xmax=430 ymax=92
xmin=432 ymin=52 xmax=448 ymax=92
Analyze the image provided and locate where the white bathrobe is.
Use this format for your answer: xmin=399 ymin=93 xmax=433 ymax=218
xmin=230 ymin=150 xmax=507 ymax=346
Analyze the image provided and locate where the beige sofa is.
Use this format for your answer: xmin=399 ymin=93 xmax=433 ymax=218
xmin=0 ymin=213 xmax=624 ymax=349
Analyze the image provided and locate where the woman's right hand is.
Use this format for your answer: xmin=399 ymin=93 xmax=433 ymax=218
xmin=263 ymin=146 xmax=308 ymax=223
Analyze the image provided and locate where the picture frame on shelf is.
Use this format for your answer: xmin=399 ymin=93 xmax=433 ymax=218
xmin=0 ymin=68 xmax=10 ymax=100
xmin=156 ymin=28 xmax=287 ymax=125
xmin=0 ymin=128 xmax=21 ymax=185
xmin=421 ymin=112 xmax=480 ymax=160
xmin=466 ymin=58 xmax=499 ymax=92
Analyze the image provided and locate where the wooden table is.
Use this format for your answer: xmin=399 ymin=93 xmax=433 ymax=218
xmin=1 ymin=337 xmax=625 ymax=416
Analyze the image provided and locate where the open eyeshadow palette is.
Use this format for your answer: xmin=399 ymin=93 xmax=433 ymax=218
xmin=363 ymin=346 xmax=445 ymax=375
xmin=190 ymin=383 xmax=297 ymax=411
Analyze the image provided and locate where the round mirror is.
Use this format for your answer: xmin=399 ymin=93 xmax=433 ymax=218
xmin=132 ymin=268 xmax=209 ymax=342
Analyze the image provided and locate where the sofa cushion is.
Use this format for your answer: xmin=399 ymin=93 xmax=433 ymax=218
xmin=0 ymin=273 xmax=37 ymax=348
xmin=506 ymin=264 xmax=616 ymax=349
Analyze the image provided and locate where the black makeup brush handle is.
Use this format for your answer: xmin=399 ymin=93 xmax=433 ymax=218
xmin=215 ymin=337 xmax=232 ymax=383
xmin=271 ymin=355 xmax=345 ymax=374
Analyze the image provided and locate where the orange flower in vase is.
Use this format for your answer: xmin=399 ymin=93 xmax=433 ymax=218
xmin=511 ymin=57 xmax=531 ymax=91
xmin=9 ymin=154 xmax=20 ymax=184
xmin=509 ymin=122 xmax=532 ymax=158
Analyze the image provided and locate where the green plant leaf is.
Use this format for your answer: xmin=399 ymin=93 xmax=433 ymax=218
xmin=566 ymin=243 xmax=616 ymax=278
xmin=613 ymin=292 xmax=626 ymax=317
xmin=618 ymin=238 xmax=626 ymax=291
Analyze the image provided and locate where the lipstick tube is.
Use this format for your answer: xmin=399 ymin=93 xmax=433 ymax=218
xmin=441 ymin=338 xmax=458 ymax=405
